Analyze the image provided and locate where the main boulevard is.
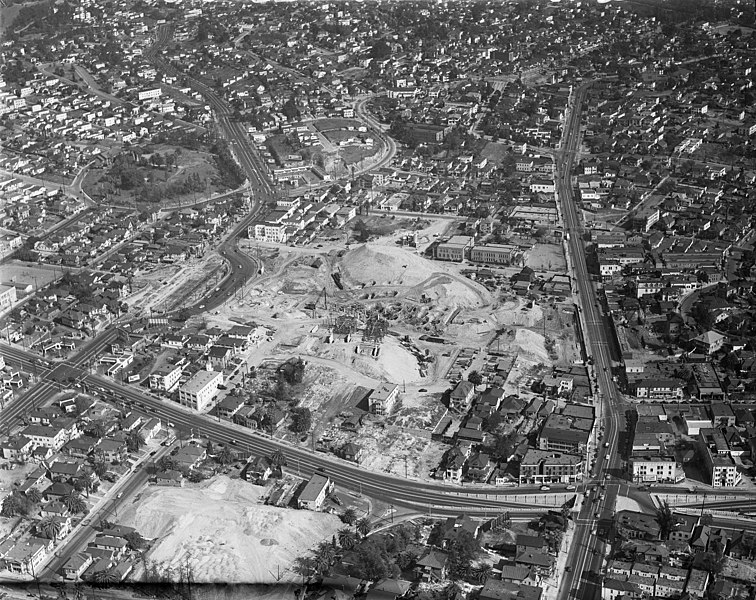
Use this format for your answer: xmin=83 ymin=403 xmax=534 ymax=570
xmin=553 ymin=83 xmax=626 ymax=600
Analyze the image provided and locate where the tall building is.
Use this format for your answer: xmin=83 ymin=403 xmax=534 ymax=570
xmin=178 ymin=370 xmax=223 ymax=412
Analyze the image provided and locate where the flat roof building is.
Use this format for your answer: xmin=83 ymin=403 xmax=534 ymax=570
xmin=435 ymin=236 xmax=473 ymax=262
xmin=178 ymin=370 xmax=223 ymax=412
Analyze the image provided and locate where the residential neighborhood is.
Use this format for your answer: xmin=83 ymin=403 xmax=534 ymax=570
xmin=1 ymin=0 xmax=756 ymax=598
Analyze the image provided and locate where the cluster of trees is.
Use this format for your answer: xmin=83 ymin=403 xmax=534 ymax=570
xmin=105 ymin=151 xmax=208 ymax=203
xmin=153 ymin=129 xmax=207 ymax=151
xmin=1 ymin=488 xmax=88 ymax=519
xmin=139 ymin=172 xmax=207 ymax=204
xmin=211 ymin=140 xmax=245 ymax=188
xmin=428 ymin=521 xmax=484 ymax=581
xmin=307 ymin=517 xmax=419 ymax=581
xmin=7 ymin=0 xmax=74 ymax=41
xmin=195 ymin=17 xmax=231 ymax=44
xmin=290 ymin=407 xmax=312 ymax=433
xmin=277 ymin=358 xmax=306 ymax=385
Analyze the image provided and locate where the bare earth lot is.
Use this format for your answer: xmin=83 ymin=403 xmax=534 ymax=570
xmin=122 ymin=476 xmax=341 ymax=584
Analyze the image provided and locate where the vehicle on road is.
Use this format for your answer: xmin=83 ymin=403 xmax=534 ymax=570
xmin=230 ymin=439 xmax=238 ymax=445
xmin=604 ymin=442 xmax=609 ymax=448
xmin=199 ymin=305 xmax=205 ymax=309
xmin=116 ymin=492 xmax=123 ymax=499
xmin=566 ymin=485 xmax=576 ymax=491
xmin=540 ymin=485 xmax=550 ymax=491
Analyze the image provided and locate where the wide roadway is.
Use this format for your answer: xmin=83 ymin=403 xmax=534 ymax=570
xmin=554 ymin=82 xmax=627 ymax=600
xmin=3 ymin=343 xmax=567 ymax=518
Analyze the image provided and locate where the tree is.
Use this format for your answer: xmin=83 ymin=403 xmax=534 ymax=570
xmin=338 ymin=527 xmax=358 ymax=550
xmin=655 ymin=501 xmax=675 ymax=540
xmin=63 ymin=491 xmax=87 ymax=514
xmin=352 ymin=219 xmax=370 ymax=243
xmin=447 ymin=529 xmax=479 ymax=580
xmin=1 ymin=492 xmax=31 ymax=517
xmin=93 ymin=461 xmax=108 ymax=478
xmin=126 ymin=431 xmax=145 ymax=453
xmin=282 ymin=97 xmax=300 ymax=121
xmin=473 ymin=563 xmax=493 ymax=583
xmin=690 ymin=301 xmax=714 ymax=331
xmin=356 ymin=517 xmax=372 ymax=537
xmin=158 ymin=456 xmax=178 ymax=472
xmin=313 ymin=541 xmax=336 ymax=576
xmin=492 ymin=431 xmax=520 ymax=462
xmin=39 ymin=516 xmax=63 ymax=541
xmin=216 ymin=445 xmax=234 ymax=466
xmin=341 ymin=507 xmax=357 ymax=525
xmin=467 ymin=370 xmax=483 ymax=386
xmin=25 ymin=488 xmax=42 ymax=504
xmin=124 ymin=531 xmax=147 ymax=551
xmin=370 ymin=40 xmax=392 ymax=60
xmin=291 ymin=407 xmax=312 ymax=433
xmin=91 ymin=568 xmax=119 ymax=588
xmin=269 ymin=449 xmax=286 ymax=469
xmin=349 ymin=539 xmax=394 ymax=582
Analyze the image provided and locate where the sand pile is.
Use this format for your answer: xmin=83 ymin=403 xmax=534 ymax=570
xmin=351 ymin=336 xmax=422 ymax=383
xmin=121 ymin=476 xmax=341 ymax=584
xmin=339 ymin=244 xmax=440 ymax=286
xmin=514 ymin=329 xmax=549 ymax=363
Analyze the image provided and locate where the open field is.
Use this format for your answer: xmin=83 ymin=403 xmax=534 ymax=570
xmin=311 ymin=118 xmax=363 ymax=132
xmin=0 ymin=262 xmax=63 ymax=290
xmin=523 ymin=242 xmax=566 ymax=272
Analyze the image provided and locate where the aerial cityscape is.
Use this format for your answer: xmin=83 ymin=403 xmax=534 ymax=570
xmin=0 ymin=0 xmax=755 ymax=598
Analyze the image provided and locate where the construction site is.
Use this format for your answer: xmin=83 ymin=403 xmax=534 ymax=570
xmin=191 ymin=215 xmax=580 ymax=479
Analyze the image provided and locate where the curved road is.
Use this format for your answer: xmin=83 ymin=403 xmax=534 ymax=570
xmin=3 ymin=344 xmax=567 ymax=516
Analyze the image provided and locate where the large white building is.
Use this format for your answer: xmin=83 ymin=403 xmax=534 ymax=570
xmin=0 ymin=284 xmax=18 ymax=310
xmin=369 ymin=383 xmax=399 ymax=416
xmin=149 ymin=363 xmax=183 ymax=392
xmin=630 ymin=456 xmax=684 ymax=484
xmin=137 ymin=88 xmax=162 ymax=101
xmin=178 ymin=370 xmax=223 ymax=412
xmin=249 ymin=222 xmax=287 ymax=244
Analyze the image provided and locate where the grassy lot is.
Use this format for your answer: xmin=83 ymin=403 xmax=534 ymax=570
xmin=341 ymin=145 xmax=380 ymax=166
xmin=311 ymin=118 xmax=363 ymax=131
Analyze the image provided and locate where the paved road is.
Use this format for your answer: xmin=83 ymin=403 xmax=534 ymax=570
xmin=144 ymin=25 xmax=272 ymax=315
xmin=554 ymin=83 xmax=627 ymax=600
xmin=3 ymin=344 xmax=571 ymax=517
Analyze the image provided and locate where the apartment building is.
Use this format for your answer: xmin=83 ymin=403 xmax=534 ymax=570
xmin=698 ymin=428 xmax=742 ymax=487
xmin=630 ymin=455 xmax=684 ymax=484
xmin=149 ymin=363 xmax=183 ymax=392
xmin=518 ymin=448 xmax=584 ymax=485
xmin=368 ymin=383 xmax=399 ymax=416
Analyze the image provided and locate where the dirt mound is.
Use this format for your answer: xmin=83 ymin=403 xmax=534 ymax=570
xmin=339 ymin=244 xmax=491 ymax=308
xmin=514 ymin=329 xmax=549 ymax=363
xmin=339 ymin=244 xmax=440 ymax=287
xmin=121 ymin=476 xmax=341 ymax=584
